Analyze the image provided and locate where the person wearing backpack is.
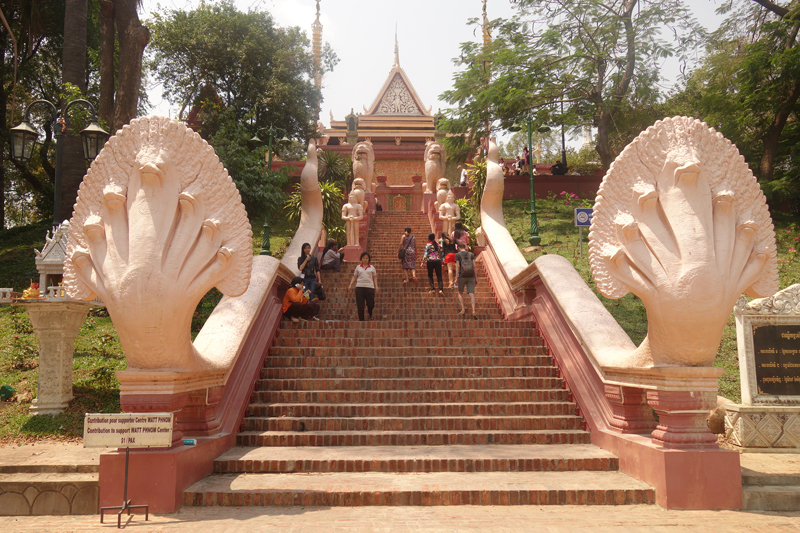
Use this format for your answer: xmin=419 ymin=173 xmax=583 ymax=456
xmin=421 ymin=232 xmax=444 ymax=296
xmin=455 ymin=242 xmax=477 ymax=318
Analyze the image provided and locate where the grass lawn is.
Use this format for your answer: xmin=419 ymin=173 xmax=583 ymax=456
xmin=0 ymin=214 xmax=295 ymax=443
xmin=503 ymin=195 xmax=800 ymax=403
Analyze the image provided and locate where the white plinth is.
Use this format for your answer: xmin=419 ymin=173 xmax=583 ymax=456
xmin=13 ymin=300 xmax=96 ymax=415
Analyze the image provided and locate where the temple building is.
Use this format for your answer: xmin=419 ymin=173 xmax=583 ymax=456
xmin=316 ymin=38 xmax=446 ymax=186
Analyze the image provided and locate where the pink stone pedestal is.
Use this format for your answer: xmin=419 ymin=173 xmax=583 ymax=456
xmin=342 ymin=245 xmax=363 ymax=262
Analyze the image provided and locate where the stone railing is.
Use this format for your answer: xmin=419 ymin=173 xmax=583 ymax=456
xmin=476 ymin=137 xmax=742 ymax=510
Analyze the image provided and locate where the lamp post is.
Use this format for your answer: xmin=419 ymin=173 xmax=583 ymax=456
xmin=250 ymin=124 xmax=289 ymax=256
xmin=509 ymin=117 xmax=547 ymax=246
xmin=560 ymin=100 xmax=567 ymax=167
xmin=10 ymin=99 xmax=109 ymax=224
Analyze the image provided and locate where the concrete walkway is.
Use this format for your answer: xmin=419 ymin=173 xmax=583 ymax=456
xmin=3 ymin=505 xmax=800 ymax=532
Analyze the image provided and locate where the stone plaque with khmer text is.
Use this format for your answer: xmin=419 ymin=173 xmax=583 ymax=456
xmin=725 ymin=284 xmax=800 ymax=451
xmin=752 ymin=325 xmax=800 ymax=397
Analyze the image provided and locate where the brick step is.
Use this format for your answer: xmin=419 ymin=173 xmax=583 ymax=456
xmin=236 ymin=429 xmax=591 ymax=447
xmin=264 ymin=354 xmax=552 ymax=368
xmin=243 ymin=415 xmax=584 ymax=432
xmin=253 ymin=389 xmax=570 ymax=404
xmin=257 ymin=377 xmax=564 ymax=391
xmin=260 ymin=366 xmax=558 ymax=380
xmin=184 ymin=470 xmax=654 ymax=507
xmin=275 ymin=325 xmax=536 ymax=338
xmin=213 ymin=444 xmax=618 ymax=474
xmin=266 ymin=347 xmax=547 ymax=359
xmin=314 ymin=292 xmax=496 ymax=301
xmin=315 ymin=312 xmax=504 ymax=321
xmin=248 ymin=401 xmax=576 ymax=418
xmin=271 ymin=337 xmax=534 ymax=348
xmin=273 ymin=319 xmax=536 ymax=330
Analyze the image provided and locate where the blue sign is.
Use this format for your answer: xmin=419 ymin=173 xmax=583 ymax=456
xmin=574 ymin=208 xmax=593 ymax=227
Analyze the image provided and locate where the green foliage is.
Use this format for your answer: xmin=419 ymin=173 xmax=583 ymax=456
xmin=317 ymin=149 xmax=352 ymax=192
xmin=147 ymin=1 xmax=338 ymax=141
xmin=455 ymin=198 xmax=478 ymax=245
xmin=670 ymin=1 xmax=800 ymax=197
xmin=209 ymin=113 xmax=289 ymax=221
xmin=465 ymin=158 xmax=487 ymax=213
xmin=284 ymin=181 xmax=346 ymax=244
xmin=441 ymin=0 xmax=703 ymax=168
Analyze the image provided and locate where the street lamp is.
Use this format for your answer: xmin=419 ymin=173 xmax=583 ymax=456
xmin=250 ymin=124 xmax=289 ymax=256
xmin=10 ymin=99 xmax=109 ymax=224
xmin=509 ymin=117 xmax=548 ymax=246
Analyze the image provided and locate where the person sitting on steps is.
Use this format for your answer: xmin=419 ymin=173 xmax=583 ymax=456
xmin=282 ymin=277 xmax=320 ymax=323
xmin=321 ymin=239 xmax=344 ymax=273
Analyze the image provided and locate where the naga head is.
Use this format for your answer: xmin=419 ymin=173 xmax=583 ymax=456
xmin=589 ymin=117 xmax=777 ymax=367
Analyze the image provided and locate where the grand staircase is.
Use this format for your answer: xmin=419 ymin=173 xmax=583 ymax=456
xmin=184 ymin=211 xmax=654 ymax=507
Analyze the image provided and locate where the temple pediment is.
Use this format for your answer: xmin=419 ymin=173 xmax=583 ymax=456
xmin=366 ymin=70 xmax=430 ymax=116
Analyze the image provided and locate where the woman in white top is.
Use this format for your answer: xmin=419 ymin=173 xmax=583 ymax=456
xmin=348 ymin=251 xmax=379 ymax=321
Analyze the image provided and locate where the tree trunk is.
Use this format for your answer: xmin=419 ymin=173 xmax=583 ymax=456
xmin=99 ymin=0 xmax=115 ymax=129
xmin=113 ymin=0 xmax=149 ymax=131
xmin=759 ymin=78 xmax=800 ymax=181
xmin=60 ymin=0 xmax=88 ymax=223
xmin=0 ymin=44 xmax=6 ymax=229
xmin=595 ymin=110 xmax=614 ymax=170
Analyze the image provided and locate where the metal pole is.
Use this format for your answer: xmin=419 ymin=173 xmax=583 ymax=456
xmin=259 ymin=128 xmax=274 ymax=256
xmin=528 ymin=117 xmax=541 ymax=246
xmin=53 ymin=117 xmax=65 ymax=224
xmin=561 ymin=100 xmax=567 ymax=167
xmin=579 ymin=226 xmax=583 ymax=258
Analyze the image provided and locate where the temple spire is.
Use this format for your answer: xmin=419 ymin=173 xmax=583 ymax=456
xmin=393 ymin=26 xmax=399 ymax=68
xmin=312 ymin=0 xmax=323 ymax=119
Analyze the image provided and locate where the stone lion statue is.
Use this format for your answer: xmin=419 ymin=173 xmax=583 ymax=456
xmin=424 ymin=141 xmax=447 ymax=194
xmin=352 ymin=141 xmax=375 ymax=193
xmin=589 ymin=116 xmax=777 ymax=367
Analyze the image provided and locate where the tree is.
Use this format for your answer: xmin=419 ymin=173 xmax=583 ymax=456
xmin=147 ymin=1 xmax=337 ymax=142
xmin=59 ymin=0 xmax=88 ymax=222
xmin=0 ymin=0 xmax=67 ymax=228
xmin=674 ymin=0 xmax=800 ymax=197
xmin=441 ymin=0 xmax=703 ymax=170
xmin=98 ymin=0 xmax=149 ymax=133
xmin=208 ymin=111 xmax=288 ymax=221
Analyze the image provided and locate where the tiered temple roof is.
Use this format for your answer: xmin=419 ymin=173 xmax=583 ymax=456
xmin=322 ymin=40 xmax=438 ymax=146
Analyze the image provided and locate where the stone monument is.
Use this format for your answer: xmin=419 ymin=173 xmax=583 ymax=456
xmin=341 ymin=192 xmax=364 ymax=248
xmin=433 ymin=177 xmax=449 ymax=212
xmin=589 ymin=116 xmax=778 ymax=368
xmin=725 ymin=284 xmax=800 ymax=451
xmin=438 ymin=191 xmax=461 ymax=236
xmin=423 ymin=141 xmax=446 ymax=194
xmin=352 ymin=141 xmax=375 ymax=193
xmin=64 ymin=115 xmax=253 ymax=377
xmin=351 ymin=177 xmax=368 ymax=213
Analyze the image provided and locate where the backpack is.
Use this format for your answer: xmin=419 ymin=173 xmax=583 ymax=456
xmin=459 ymin=252 xmax=475 ymax=278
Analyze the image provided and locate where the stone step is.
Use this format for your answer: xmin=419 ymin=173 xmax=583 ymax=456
xmin=281 ymin=320 xmax=529 ymax=330
xmin=213 ymin=444 xmax=618 ymax=474
xmin=271 ymin=337 xmax=534 ymax=348
xmin=742 ymin=485 xmax=800 ymax=512
xmin=266 ymin=347 xmax=547 ymax=359
xmin=248 ymin=401 xmax=576 ymax=418
xmin=236 ymin=429 xmax=591 ymax=447
xmin=264 ymin=354 xmax=551 ymax=368
xmin=244 ymin=414 xmax=584 ymax=433
xmin=257 ymin=376 xmax=565 ymax=391
xmin=0 ymin=473 xmax=99 ymax=515
xmin=276 ymin=325 xmax=537 ymax=338
xmin=260 ymin=366 xmax=558 ymax=380
xmin=184 ymin=470 xmax=653 ymax=507
xmin=253 ymin=389 xmax=570 ymax=404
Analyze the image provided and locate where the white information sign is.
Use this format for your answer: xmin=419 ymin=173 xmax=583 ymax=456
xmin=83 ymin=413 xmax=173 ymax=448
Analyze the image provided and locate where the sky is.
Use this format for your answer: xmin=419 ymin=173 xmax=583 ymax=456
xmin=141 ymin=0 xmax=727 ymax=139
